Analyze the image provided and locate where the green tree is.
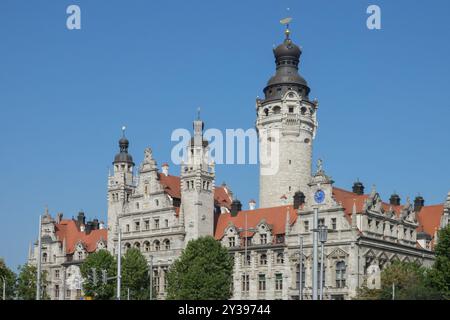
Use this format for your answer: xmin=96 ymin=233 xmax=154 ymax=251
xmin=428 ymin=225 xmax=450 ymax=299
xmin=166 ymin=236 xmax=234 ymax=300
xmin=121 ymin=248 xmax=150 ymax=300
xmin=16 ymin=264 xmax=49 ymax=300
xmin=0 ymin=258 xmax=17 ymax=300
xmin=80 ymin=249 xmax=116 ymax=300
xmin=356 ymin=261 xmax=441 ymax=300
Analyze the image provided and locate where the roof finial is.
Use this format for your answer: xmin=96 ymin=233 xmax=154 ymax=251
xmin=121 ymin=125 xmax=126 ymax=138
xmin=280 ymin=14 xmax=293 ymax=40
xmin=197 ymin=107 xmax=201 ymax=120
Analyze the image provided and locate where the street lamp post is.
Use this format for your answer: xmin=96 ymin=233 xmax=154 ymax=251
xmin=149 ymin=255 xmax=153 ymax=300
xmin=312 ymin=207 xmax=319 ymax=300
xmin=298 ymin=235 xmax=303 ymax=300
xmin=318 ymin=224 xmax=328 ymax=300
xmin=237 ymin=211 xmax=257 ymax=297
xmin=1 ymin=276 xmax=6 ymax=300
xmin=36 ymin=214 xmax=42 ymax=301
xmin=116 ymin=227 xmax=122 ymax=300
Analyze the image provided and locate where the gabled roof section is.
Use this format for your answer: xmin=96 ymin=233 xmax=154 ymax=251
xmin=55 ymin=220 xmax=107 ymax=254
xmin=214 ymin=205 xmax=297 ymax=240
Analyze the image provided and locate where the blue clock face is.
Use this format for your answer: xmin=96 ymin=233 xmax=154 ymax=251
xmin=314 ymin=190 xmax=325 ymax=204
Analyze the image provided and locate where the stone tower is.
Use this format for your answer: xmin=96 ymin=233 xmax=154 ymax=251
xmin=107 ymin=129 xmax=135 ymax=251
xmin=256 ymin=25 xmax=318 ymax=208
xmin=180 ymin=115 xmax=215 ymax=243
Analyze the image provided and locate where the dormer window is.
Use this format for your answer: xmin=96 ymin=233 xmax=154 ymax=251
xmin=228 ymin=237 xmax=235 ymax=247
xmin=260 ymin=234 xmax=267 ymax=245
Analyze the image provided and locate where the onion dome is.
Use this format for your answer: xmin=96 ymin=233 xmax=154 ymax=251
xmin=263 ymin=26 xmax=310 ymax=100
xmin=113 ymin=128 xmax=134 ymax=165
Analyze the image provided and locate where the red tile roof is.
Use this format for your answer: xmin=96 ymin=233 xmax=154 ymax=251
xmin=417 ymin=204 xmax=444 ymax=237
xmin=214 ymin=205 xmax=296 ymax=240
xmin=55 ymin=220 xmax=107 ymax=254
xmin=332 ymin=187 xmax=444 ymax=236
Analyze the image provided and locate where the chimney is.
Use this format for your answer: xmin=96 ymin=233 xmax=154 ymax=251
xmin=414 ymin=196 xmax=425 ymax=212
xmin=389 ymin=193 xmax=401 ymax=206
xmin=293 ymin=191 xmax=306 ymax=209
xmin=162 ymin=163 xmax=169 ymax=176
xmin=77 ymin=211 xmax=86 ymax=227
xmin=352 ymin=180 xmax=365 ymax=195
xmin=249 ymin=200 xmax=256 ymax=210
xmin=230 ymin=199 xmax=242 ymax=217
xmin=85 ymin=221 xmax=94 ymax=234
xmin=56 ymin=212 xmax=63 ymax=224
xmin=92 ymin=219 xmax=99 ymax=230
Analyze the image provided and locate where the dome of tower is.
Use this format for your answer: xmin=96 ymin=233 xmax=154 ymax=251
xmin=273 ymin=38 xmax=301 ymax=60
xmin=114 ymin=152 xmax=134 ymax=164
xmin=113 ymin=133 xmax=134 ymax=165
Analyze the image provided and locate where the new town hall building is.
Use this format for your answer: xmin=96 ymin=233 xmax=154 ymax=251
xmin=29 ymin=25 xmax=450 ymax=300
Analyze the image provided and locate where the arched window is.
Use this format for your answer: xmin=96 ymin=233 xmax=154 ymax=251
xmin=153 ymin=240 xmax=160 ymax=251
xmin=273 ymin=106 xmax=281 ymax=114
xmin=164 ymin=239 xmax=171 ymax=250
xmin=264 ymin=108 xmax=269 ymax=116
xmin=276 ymin=252 xmax=284 ymax=264
xmin=134 ymin=242 xmax=140 ymax=250
xmin=124 ymin=243 xmax=131 ymax=252
xmin=301 ymin=107 xmax=307 ymax=115
xmin=336 ymin=261 xmax=346 ymax=288
xmin=143 ymin=241 xmax=150 ymax=252
xmin=155 ymin=199 xmax=159 ymax=207
xmin=260 ymin=253 xmax=267 ymax=265
xmin=42 ymin=253 xmax=47 ymax=263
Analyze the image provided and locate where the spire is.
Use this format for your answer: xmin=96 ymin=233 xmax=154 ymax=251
xmin=285 ymin=206 xmax=291 ymax=236
xmin=352 ymin=200 xmax=357 ymax=228
xmin=28 ymin=242 xmax=33 ymax=259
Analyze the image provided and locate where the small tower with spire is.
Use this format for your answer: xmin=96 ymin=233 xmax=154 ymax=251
xmin=180 ymin=112 xmax=215 ymax=243
xmin=257 ymin=18 xmax=318 ymax=208
xmin=107 ymin=127 xmax=136 ymax=250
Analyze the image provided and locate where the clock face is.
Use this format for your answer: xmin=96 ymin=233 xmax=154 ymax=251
xmin=314 ymin=190 xmax=325 ymax=204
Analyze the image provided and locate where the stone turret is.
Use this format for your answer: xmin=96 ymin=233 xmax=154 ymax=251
xmin=180 ymin=113 xmax=215 ymax=243
xmin=257 ymin=23 xmax=318 ymax=208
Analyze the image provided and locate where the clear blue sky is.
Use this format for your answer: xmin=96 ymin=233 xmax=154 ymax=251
xmin=1 ymin=0 xmax=449 ymax=270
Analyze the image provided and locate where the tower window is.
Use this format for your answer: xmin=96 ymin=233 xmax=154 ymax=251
xmin=264 ymin=108 xmax=269 ymax=116
xmin=304 ymin=138 xmax=310 ymax=144
xmin=273 ymin=106 xmax=281 ymax=114
xmin=301 ymin=107 xmax=307 ymax=115
xmin=289 ymin=160 xmax=292 ymax=165
xmin=289 ymin=106 xmax=294 ymax=113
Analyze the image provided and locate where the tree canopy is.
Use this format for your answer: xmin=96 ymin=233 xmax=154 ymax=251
xmin=0 ymin=258 xmax=17 ymax=300
xmin=121 ymin=248 xmax=150 ymax=300
xmin=356 ymin=261 xmax=441 ymax=300
xmin=80 ymin=249 xmax=116 ymax=300
xmin=166 ymin=236 xmax=234 ymax=300
xmin=16 ymin=263 xmax=49 ymax=300
xmin=428 ymin=224 xmax=450 ymax=299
